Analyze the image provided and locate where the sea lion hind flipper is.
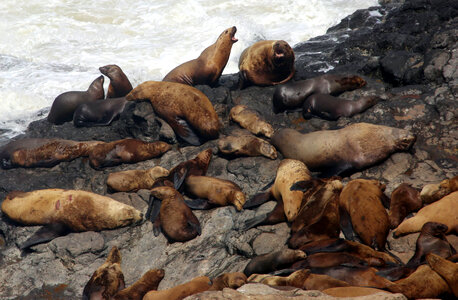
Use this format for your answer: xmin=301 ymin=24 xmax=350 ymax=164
xmin=173 ymin=167 xmax=188 ymax=190
xmin=243 ymin=191 xmax=272 ymax=209
xmin=339 ymin=206 xmax=358 ymax=242
xmin=20 ymin=223 xmax=70 ymax=250
xmin=167 ymin=117 xmax=201 ymax=146
xmin=153 ymin=216 xmax=162 ymax=237
xmin=240 ymin=213 xmax=268 ymax=231
xmin=185 ymin=198 xmax=214 ymax=210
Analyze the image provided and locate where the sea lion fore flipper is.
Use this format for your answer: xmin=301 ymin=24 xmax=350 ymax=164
xmin=185 ymin=198 xmax=214 ymax=210
xmin=241 ymin=213 xmax=269 ymax=230
xmin=339 ymin=206 xmax=358 ymax=242
xmin=153 ymin=215 xmax=162 ymax=237
xmin=188 ymin=218 xmax=201 ymax=236
xmin=243 ymin=191 xmax=272 ymax=209
xmin=148 ymin=196 xmax=162 ymax=224
xmin=173 ymin=167 xmax=188 ymax=190
xmin=168 ymin=117 xmax=201 ymax=146
xmin=20 ymin=223 xmax=70 ymax=250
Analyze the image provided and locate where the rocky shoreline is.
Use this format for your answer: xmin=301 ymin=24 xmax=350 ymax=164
xmin=0 ymin=0 xmax=457 ymax=299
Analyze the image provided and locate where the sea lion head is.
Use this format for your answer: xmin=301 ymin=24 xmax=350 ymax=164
xmin=422 ymin=222 xmax=448 ymax=237
xmin=392 ymin=129 xmax=416 ymax=151
xmin=150 ymin=186 xmax=178 ymax=200
xmin=99 ymin=64 xmax=120 ymax=78
xmin=272 ymin=40 xmax=294 ymax=66
xmin=335 ymin=75 xmax=367 ymax=90
xmin=217 ymin=26 xmax=238 ymax=45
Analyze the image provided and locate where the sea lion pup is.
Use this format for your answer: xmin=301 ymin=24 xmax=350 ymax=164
xmin=73 ymin=97 xmax=128 ymax=127
xmin=163 ymin=26 xmax=238 ymax=86
xmin=229 ymin=105 xmax=274 ymax=138
xmin=149 ymin=186 xmax=201 ymax=243
xmin=393 ymin=191 xmax=458 ymax=237
xmin=0 ymin=138 xmax=104 ymax=169
xmin=208 ymin=272 xmax=247 ymax=291
xmin=302 ymin=94 xmax=381 ymax=120
xmin=88 ymin=139 xmax=171 ymax=169
xmin=426 ymin=253 xmax=458 ymax=297
xmin=47 ymin=75 xmax=105 ymax=124
xmin=271 ymin=123 xmax=416 ymax=176
xmin=183 ymin=175 xmax=246 ymax=211
xmin=272 ymin=73 xmax=367 ymax=113
xmin=143 ymin=276 xmax=212 ymax=300
xmin=238 ymin=40 xmax=295 ymax=88
xmin=339 ymin=179 xmax=390 ymax=251
xmin=106 ymin=166 xmax=169 ymax=192
xmin=99 ymin=64 xmax=133 ymax=98
xmin=323 ymin=287 xmax=392 ymax=297
xmin=217 ymin=134 xmax=277 ymax=159
xmin=388 ymin=183 xmax=422 ymax=229
xmin=83 ymin=246 xmax=125 ymax=300
xmin=243 ymin=249 xmax=306 ymax=277
xmin=126 ymin=81 xmax=220 ymax=145
xmin=420 ymin=175 xmax=458 ymax=204
xmin=113 ymin=269 xmax=165 ymax=300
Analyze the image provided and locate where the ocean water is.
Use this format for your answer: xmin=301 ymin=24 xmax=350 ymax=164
xmin=0 ymin=0 xmax=379 ymax=141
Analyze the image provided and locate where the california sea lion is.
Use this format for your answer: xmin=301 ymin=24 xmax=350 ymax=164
xmin=88 ymin=139 xmax=171 ymax=169
xmin=271 ymin=123 xmax=416 ymax=176
xmin=272 ymin=74 xmax=367 ymax=112
xmin=209 ymin=272 xmax=247 ymax=291
xmin=426 ymin=253 xmax=458 ymax=297
xmin=388 ymin=183 xmax=422 ymax=229
xmin=73 ymin=97 xmax=128 ymax=127
xmin=421 ymin=175 xmax=458 ymax=204
xmin=47 ymin=75 xmax=105 ymax=124
xmin=114 ymin=269 xmax=165 ymax=300
xmin=323 ymin=287 xmax=392 ymax=297
xmin=107 ymin=166 xmax=169 ymax=192
xmin=163 ymin=26 xmax=237 ymax=86
xmin=302 ymin=94 xmax=381 ymax=120
xmin=238 ymin=40 xmax=295 ymax=88
xmin=229 ymin=105 xmax=274 ymax=138
xmin=243 ymin=249 xmax=306 ymax=277
xmin=217 ymin=134 xmax=277 ymax=159
xmin=393 ymin=191 xmax=458 ymax=237
xmin=126 ymin=81 xmax=220 ymax=145
xmin=0 ymin=138 xmax=104 ymax=169
xmin=143 ymin=276 xmax=212 ymax=300
xmin=99 ymin=64 xmax=133 ymax=98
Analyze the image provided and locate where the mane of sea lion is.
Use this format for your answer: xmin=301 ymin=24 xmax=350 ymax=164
xmin=389 ymin=183 xmax=422 ymax=229
xmin=229 ymin=105 xmax=274 ymax=138
xmin=142 ymin=276 xmax=212 ymax=300
xmin=99 ymin=64 xmax=133 ymax=98
xmin=114 ymin=269 xmax=165 ymax=300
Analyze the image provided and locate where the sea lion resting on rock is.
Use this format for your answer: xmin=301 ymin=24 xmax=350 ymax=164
xmin=143 ymin=276 xmax=212 ymax=300
xmin=208 ymin=272 xmax=247 ymax=291
xmin=73 ymin=97 xmax=128 ymax=127
xmin=106 ymin=166 xmax=170 ymax=192
xmin=426 ymin=253 xmax=458 ymax=297
xmin=114 ymin=269 xmax=165 ymax=300
xmin=389 ymin=183 xmax=422 ymax=229
xmin=243 ymin=249 xmax=306 ymax=277
xmin=421 ymin=175 xmax=458 ymax=204
xmin=99 ymin=64 xmax=133 ymax=98
xmin=229 ymin=105 xmax=274 ymax=138
xmin=217 ymin=134 xmax=277 ymax=160
xmin=163 ymin=26 xmax=238 ymax=86
xmin=323 ymin=287 xmax=393 ymax=298
xmin=271 ymin=123 xmax=416 ymax=176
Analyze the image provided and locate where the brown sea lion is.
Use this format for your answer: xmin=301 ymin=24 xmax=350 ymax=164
xmin=126 ymin=81 xmax=220 ymax=145
xmin=163 ymin=26 xmax=237 ymax=86
xmin=209 ymin=272 xmax=247 ymax=291
xmin=0 ymin=138 xmax=104 ymax=169
xmin=73 ymin=97 xmax=128 ymax=127
xmin=393 ymin=191 xmax=458 ymax=237
xmin=271 ymin=123 xmax=416 ymax=176
xmin=420 ymin=175 xmax=458 ymax=204
xmin=47 ymin=75 xmax=105 ymax=124
xmin=310 ymin=266 xmax=393 ymax=289
xmin=323 ymin=287 xmax=392 ymax=297
xmin=99 ymin=64 xmax=133 ymax=98
xmin=388 ymin=183 xmax=422 ymax=229
xmin=83 ymin=246 xmax=125 ymax=300
xmin=88 ymin=139 xmax=171 ymax=169
xmin=426 ymin=253 xmax=458 ymax=297
xmin=291 ymin=252 xmax=376 ymax=270
xmin=106 ymin=166 xmax=169 ymax=192
xmin=303 ymin=273 xmax=350 ymax=291
xmin=247 ymin=269 xmax=310 ymax=288
xmin=229 ymin=105 xmax=274 ymax=138
xmin=217 ymin=134 xmax=277 ymax=159
xmin=238 ymin=40 xmax=295 ymax=88
xmin=114 ymin=269 xmax=165 ymax=300
xmin=142 ymin=276 xmax=212 ymax=300
xmin=243 ymin=249 xmax=306 ymax=277
xmin=149 ymin=186 xmax=201 ymax=243
xmin=302 ymin=94 xmax=381 ymax=120
xmin=272 ymin=74 xmax=367 ymax=113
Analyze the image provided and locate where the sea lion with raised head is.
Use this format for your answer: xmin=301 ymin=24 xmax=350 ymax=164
xmin=229 ymin=105 xmax=274 ymax=138
xmin=114 ymin=269 xmax=165 ymax=300
xmin=143 ymin=276 xmax=212 ymax=300
xmin=47 ymin=75 xmax=105 ymax=124
xmin=107 ymin=166 xmax=169 ymax=192
xmin=217 ymin=134 xmax=277 ymax=159
xmin=388 ymin=183 xmax=422 ymax=229
xmin=73 ymin=97 xmax=128 ymax=127
xmin=426 ymin=253 xmax=458 ymax=297
xmin=209 ymin=272 xmax=247 ymax=291
xmin=99 ymin=64 xmax=133 ymax=98
xmin=421 ymin=175 xmax=458 ymax=204
xmin=163 ymin=26 xmax=238 ymax=86
xmin=243 ymin=249 xmax=306 ymax=277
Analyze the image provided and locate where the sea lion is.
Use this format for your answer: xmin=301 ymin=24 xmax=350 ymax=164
xmin=323 ymin=287 xmax=392 ymax=297
xmin=421 ymin=175 xmax=458 ymax=204
xmin=83 ymin=246 xmax=125 ymax=300
xmin=47 ymin=75 xmax=105 ymax=124
xmin=209 ymin=272 xmax=247 ymax=291
xmin=229 ymin=105 xmax=274 ymax=138
xmin=217 ymin=134 xmax=277 ymax=159
xmin=310 ymin=266 xmax=393 ymax=289
xmin=426 ymin=253 xmax=458 ymax=297
xmin=243 ymin=249 xmax=306 ymax=277
xmin=0 ymin=138 xmax=104 ymax=169
xmin=106 ymin=166 xmax=170 ymax=192
xmin=272 ymin=74 xmax=367 ymax=113
xmin=99 ymin=64 xmax=133 ymax=98
xmin=163 ymin=26 xmax=238 ymax=86
xmin=271 ymin=123 xmax=416 ymax=176
xmin=302 ymin=94 xmax=381 ymax=120
xmin=149 ymin=186 xmax=201 ymax=243
xmin=291 ymin=252 xmax=375 ymax=270
xmin=126 ymin=81 xmax=220 ymax=145
xmin=184 ymin=175 xmax=246 ymax=211
xmin=388 ymin=183 xmax=422 ymax=229
xmin=393 ymin=191 xmax=458 ymax=237
xmin=73 ymin=97 xmax=128 ymax=127
xmin=88 ymin=139 xmax=171 ymax=169
xmin=114 ymin=269 xmax=165 ymax=300
xmin=142 ymin=276 xmax=212 ymax=300
xmin=247 ymin=269 xmax=310 ymax=288
xmin=238 ymin=40 xmax=295 ymax=88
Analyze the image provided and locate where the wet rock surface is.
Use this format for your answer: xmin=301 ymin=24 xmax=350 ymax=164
xmin=0 ymin=0 xmax=457 ymax=299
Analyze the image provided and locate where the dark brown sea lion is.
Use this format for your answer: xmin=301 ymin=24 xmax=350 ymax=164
xmin=163 ymin=26 xmax=237 ymax=86
xmin=271 ymin=123 xmax=416 ymax=176
xmin=143 ymin=276 xmax=212 ymax=300
xmin=229 ymin=105 xmax=274 ymax=138
xmin=0 ymin=138 xmax=104 ymax=169
xmin=272 ymin=74 xmax=366 ymax=113
xmin=114 ymin=269 xmax=165 ymax=300
xmin=47 ymin=75 xmax=105 ymax=124
xmin=106 ymin=166 xmax=169 ymax=192
xmin=99 ymin=64 xmax=133 ymax=98
xmin=126 ymin=81 xmax=220 ymax=145
xmin=209 ymin=272 xmax=247 ymax=291
xmin=243 ymin=249 xmax=306 ymax=277
xmin=73 ymin=97 xmax=128 ymax=127
xmin=238 ymin=40 xmax=295 ymax=88
xmin=426 ymin=253 xmax=458 ymax=297
xmin=388 ymin=183 xmax=422 ymax=229
xmin=302 ymin=94 xmax=381 ymax=120
xmin=421 ymin=175 xmax=458 ymax=204
xmin=88 ymin=139 xmax=171 ymax=169
xmin=291 ymin=252 xmax=375 ymax=270
xmin=217 ymin=134 xmax=277 ymax=159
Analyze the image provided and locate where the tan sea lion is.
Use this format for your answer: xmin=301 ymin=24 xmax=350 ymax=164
xmin=163 ymin=26 xmax=237 ymax=86
xmin=238 ymin=40 xmax=295 ymax=88
xmin=229 ymin=105 xmax=274 ymax=138
xmin=323 ymin=287 xmax=392 ymax=297
xmin=126 ymin=81 xmax=220 ymax=145
xmin=426 ymin=253 xmax=458 ymax=297
xmin=393 ymin=191 xmax=458 ymax=237
xmin=217 ymin=134 xmax=277 ymax=159
xmin=247 ymin=269 xmax=310 ymax=288
xmin=389 ymin=183 xmax=422 ymax=229
xmin=88 ymin=139 xmax=171 ymax=169
xmin=99 ymin=64 xmax=133 ymax=98
xmin=73 ymin=97 xmax=128 ymax=127
xmin=243 ymin=249 xmax=306 ymax=277
xmin=209 ymin=272 xmax=247 ymax=291
xmin=47 ymin=75 xmax=105 ymax=124
xmin=106 ymin=166 xmax=169 ymax=192
xmin=421 ymin=175 xmax=458 ymax=204
xmin=271 ymin=123 xmax=416 ymax=176
xmin=310 ymin=266 xmax=393 ymax=289
xmin=114 ymin=269 xmax=165 ymax=300
xmin=142 ymin=276 xmax=212 ymax=300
